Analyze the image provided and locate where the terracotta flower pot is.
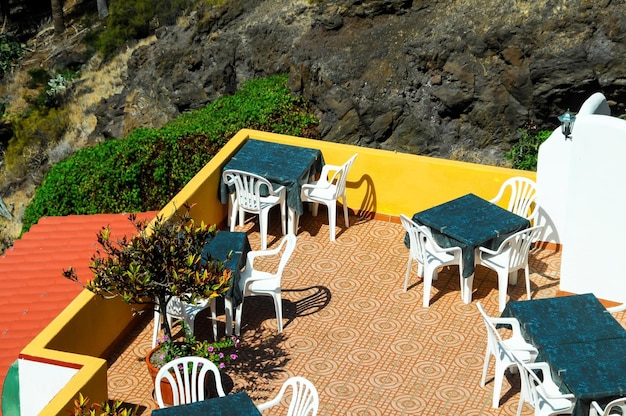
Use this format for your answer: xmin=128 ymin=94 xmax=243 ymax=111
xmin=146 ymin=345 xmax=176 ymax=406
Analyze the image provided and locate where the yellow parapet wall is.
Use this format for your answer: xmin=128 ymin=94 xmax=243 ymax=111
xmin=22 ymin=128 xmax=534 ymax=415
xmin=20 ymin=291 xmax=145 ymax=415
xmin=161 ymin=128 xmax=535 ymax=226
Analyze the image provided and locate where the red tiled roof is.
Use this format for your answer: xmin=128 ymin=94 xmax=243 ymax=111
xmin=0 ymin=212 xmax=158 ymax=392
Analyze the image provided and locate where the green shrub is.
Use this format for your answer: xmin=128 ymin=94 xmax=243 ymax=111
xmin=505 ymin=124 xmax=552 ymax=171
xmin=3 ymin=108 xmax=69 ymax=177
xmin=21 ymin=75 xmax=318 ymax=233
xmin=0 ymin=34 xmax=22 ymax=78
xmin=96 ymin=0 xmax=192 ymax=57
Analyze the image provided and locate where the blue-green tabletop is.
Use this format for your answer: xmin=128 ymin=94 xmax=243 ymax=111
xmin=203 ymin=231 xmax=251 ymax=307
xmin=502 ymin=294 xmax=626 ymax=415
xmin=152 ymin=391 xmax=261 ymax=416
xmin=408 ymin=193 xmax=530 ymax=277
xmin=219 ymin=139 xmax=325 ymax=216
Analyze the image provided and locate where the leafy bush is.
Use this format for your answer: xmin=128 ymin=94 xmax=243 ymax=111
xmin=0 ymin=34 xmax=22 ymax=78
xmin=3 ymin=108 xmax=69 ymax=177
xmin=505 ymin=123 xmax=552 ymax=171
xmin=95 ymin=0 xmax=192 ymax=58
xmin=21 ymin=75 xmax=318 ymax=233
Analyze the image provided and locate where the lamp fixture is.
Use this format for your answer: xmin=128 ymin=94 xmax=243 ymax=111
xmin=558 ymin=109 xmax=576 ymax=139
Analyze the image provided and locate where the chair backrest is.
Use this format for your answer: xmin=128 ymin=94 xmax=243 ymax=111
xmin=492 ymin=176 xmax=539 ymax=221
xmin=154 ymin=356 xmax=225 ymax=407
xmin=493 ymin=225 xmax=544 ymax=270
xmin=223 ymin=169 xmax=273 ymax=213
xmin=275 ymin=234 xmax=298 ymax=278
xmin=476 ymin=302 xmax=512 ymax=361
xmin=599 ymin=398 xmax=626 ymax=415
xmin=400 ymin=214 xmax=427 ymax=264
xmin=257 ymin=376 xmax=319 ymax=416
xmin=333 ymin=154 xmax=357 ymax=197
xmin=512 ymin=355 xmax=559 ymax=413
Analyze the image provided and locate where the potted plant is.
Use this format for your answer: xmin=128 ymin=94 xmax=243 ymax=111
xmin=63 ymin=205 xmax=238 ymax=403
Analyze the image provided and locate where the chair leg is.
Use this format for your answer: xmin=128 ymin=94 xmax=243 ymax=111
xmin=272 ymin=292 xmax=283 ymax=332
xmin=422 ymin=266 xmax=434 ymax=308
xmin=311 ymin=202 xmax=319 ymax=217
xmin=404 ymin=256 xmax=412 ymax=292
xmin=152 ymin=309 xmax=161 ymax=348
xmin=342 ymin=194 xmax=350 ymax=228
xmin=492 ymin=361 xmax=506 ymax=408
xmin=229 ymin=204 xmax=238 ymax=232
xmin=327 ymin=202 xmax=337 ymax=241
xmin=497 ymin=270 xmax=509 ymax=312
xmin=280 ymin=199 xmax=287 ymax=235
xmin=224 ymin=297 xmax=233 ymax=337
xmin=209 ymin=297 xmax=217 ymax=341
xmin=524 ymin=265 xmax=531 ymax=300
xmin=235 ymin=300 xmax=243 ymax=336
xmin=260 ymin=210 xmax=269 ymax=250
xmin=480 ymin=345 xmax=491 ymax=387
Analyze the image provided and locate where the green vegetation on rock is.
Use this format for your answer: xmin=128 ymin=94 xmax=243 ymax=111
xmin=20 ymin=74 xmax=318 ymax=233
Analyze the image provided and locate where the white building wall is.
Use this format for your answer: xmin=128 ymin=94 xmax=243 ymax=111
xmin=19 ymin=358 xmax=78 ymax=416
xmin=536 ymin=93 xmax=626 ymax=302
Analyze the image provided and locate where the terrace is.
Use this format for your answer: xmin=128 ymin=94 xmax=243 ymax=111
xmin=105 ymin=212 xmax=582 ymax=415
xmin=5 ymin=90 xmax=626 ymax=415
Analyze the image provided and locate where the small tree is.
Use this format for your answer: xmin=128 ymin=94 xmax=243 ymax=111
xmin=63 ymin=205 xmax=232 ymax=341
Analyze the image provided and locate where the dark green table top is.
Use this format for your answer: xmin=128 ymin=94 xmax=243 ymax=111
xmin=152 ymin=391 xmax=261 ymax=416
xmin=203 ymin=231 xmax=251 ymax=307
xmin=502 ymin=294 xmax=626 ymax=416
xmin=219 ymin=139 xmax=324 ymax=216
xmin=408 ymin=193 xmax=530 ymax=277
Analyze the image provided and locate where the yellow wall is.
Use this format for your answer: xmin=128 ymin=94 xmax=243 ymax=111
xmin=20 ymin=291 xmax=144 ymax=415
xmin=161 ymin=128 xmax=535 ymax=226
xmin=25 ymin=129 xmax=534 ymax=415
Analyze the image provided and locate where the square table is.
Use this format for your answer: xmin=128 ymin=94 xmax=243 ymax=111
xmin=203 ymin=231 xmax=251 ymax=336
xmin=409 ymin=193 xmax=530 ymax=303
xmin=219 ymin=139 xmax=325 ymax=235
xmin=152 ymin=391 xmax=262 ymax=416
xmin=502 ymin=294 xmax=626 ymax=416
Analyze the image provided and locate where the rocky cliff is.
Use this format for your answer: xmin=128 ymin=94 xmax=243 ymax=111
xmin=87 ymin=0 xmax=626 ymax=163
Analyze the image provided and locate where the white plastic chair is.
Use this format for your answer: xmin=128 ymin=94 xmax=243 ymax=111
xmin=513 ymin=356 xmax=576 ymax=416
xmin=154 ymin=356 xmax=225 ymax=408
xmin=300 ymin=154 xmax=357 ymax=241
xmin=590 ymin=397 xmax=626 ymax=416
xmin=476 ymin=302 xmax=538 ymax=409
xmin=257 ymin=376 xmax=319 ymax=416
xmin=477 ymin=225 xmax=544 ymax=312
xmin=152 ymin=296 xmax=218 ymax=348
xmin=490 ymin=176 xmax=539 ymax=223
xmin=234 ymin=234 xmax=297 ymax=335
xmin=223 ymin=169 xmax=287 ymax=250
xmin=400 ymin=214 xmax=463 ymax=307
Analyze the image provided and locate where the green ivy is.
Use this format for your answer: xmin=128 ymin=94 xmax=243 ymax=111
xmin=21 ymin=75 xmax=319 ymax=233
xmin=505 ymin=125 xmax=552 ymax=171
xmin=0 ymin=34 xmax=22 ymax=78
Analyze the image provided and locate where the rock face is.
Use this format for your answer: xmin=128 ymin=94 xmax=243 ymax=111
xmin=91 ymin=0 xmax=626 ymax=162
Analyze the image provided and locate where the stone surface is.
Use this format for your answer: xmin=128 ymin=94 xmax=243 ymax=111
xmin=88 ymin=0 xmax=626 ymax=162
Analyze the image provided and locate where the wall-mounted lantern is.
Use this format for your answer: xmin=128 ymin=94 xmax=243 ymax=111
xmin=558 ymin=109 xmax=576 ymax=139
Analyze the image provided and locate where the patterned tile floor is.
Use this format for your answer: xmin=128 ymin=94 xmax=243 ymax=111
xmin=105 ymin=211 xmax=626 ymax=415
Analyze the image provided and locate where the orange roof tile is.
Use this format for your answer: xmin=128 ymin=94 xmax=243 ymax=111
xmin=0 ymin=212 xmax=158 ymax=392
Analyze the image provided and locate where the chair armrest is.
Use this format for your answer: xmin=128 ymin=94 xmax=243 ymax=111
xmin=590 ymin=401 xmax=604 ymax=416
xmin=490 ymin=317 xmax=522 ymax=332
xmin=478 ymin=245 xmax=501 ymax=256
xmin=269 ymin=184 xmax=286 ymax=196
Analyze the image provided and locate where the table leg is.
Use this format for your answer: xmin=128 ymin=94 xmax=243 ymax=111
xmin=288 ymin=207 xmax=298 ymax=235
xmin=462 ymin=274 xmax=474 ymax=304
